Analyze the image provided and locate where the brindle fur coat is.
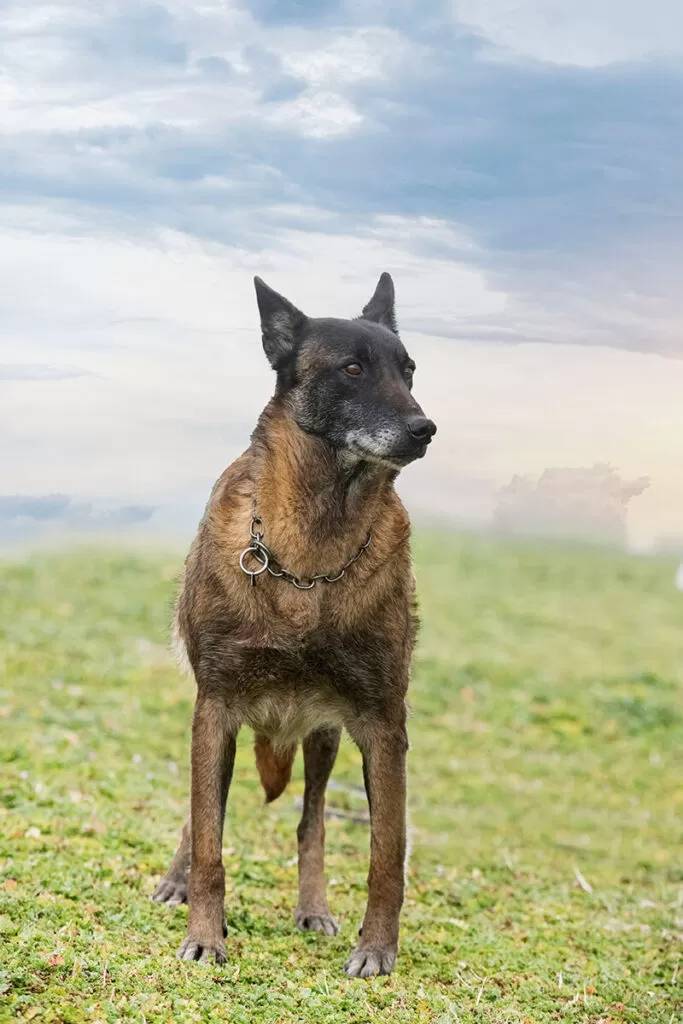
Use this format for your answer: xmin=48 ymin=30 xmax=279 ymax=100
xmin=152 ymin=273 xmax=436 ymax=978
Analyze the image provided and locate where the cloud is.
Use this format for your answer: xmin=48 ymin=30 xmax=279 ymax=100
xmin=2 ymin=213 xmax=682 ymax=550
xmin=1 ymin=1 xmax=683 ymax=547
xmin=453 ymin=0 xmax=683 ymax=67
xmin=246 ymin=0 xmax=343 ymax=26
xmin=0 ymin=364 xmax=92 ymax=381
xmin=1 ymin=1 xmax=682 ymax=356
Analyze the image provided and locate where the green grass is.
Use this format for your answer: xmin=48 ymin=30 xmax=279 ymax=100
xmin=1 ymin=533 xmax=682 ymax=1023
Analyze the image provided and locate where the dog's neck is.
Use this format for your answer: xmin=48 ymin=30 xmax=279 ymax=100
xmin=249 ymin=399 xmax=396 ymax=574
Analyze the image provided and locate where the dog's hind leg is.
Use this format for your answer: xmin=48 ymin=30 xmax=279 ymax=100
xmin=152 ymin=815 xmax=229 ymax=939
xmin=294 ymin=726 xmax=341 ymax=937
xmin=152 ymin=816 xmax=191 ymax=906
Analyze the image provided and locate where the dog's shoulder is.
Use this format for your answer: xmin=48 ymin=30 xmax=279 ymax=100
xmin=199 ymin=450 xmax=255 ymax=554
xmin=206 ymin=449 xmax=253 ymax=512
xmin=176 ymin=443 xmax=416 ymax=651
xmin=177 ymin=450 xmax=254 ymax=612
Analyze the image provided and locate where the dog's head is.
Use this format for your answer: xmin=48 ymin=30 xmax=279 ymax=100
xmin=254 ymin=273 xmax=436 ymax=470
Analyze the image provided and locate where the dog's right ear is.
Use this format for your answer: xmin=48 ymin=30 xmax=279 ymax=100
xmin=254 ymin=277 xmax=307 ymax=369
xmin=360 ymin=272 xmax=398 ymax=335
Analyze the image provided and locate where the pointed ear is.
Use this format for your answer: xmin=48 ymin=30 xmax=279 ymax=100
xmin=254 ymin=277 xmax=307 ymax=368
xmin=360 ymin=272 xmax=398 ymax=335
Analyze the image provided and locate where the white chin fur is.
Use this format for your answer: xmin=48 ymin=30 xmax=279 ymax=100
xmin=343 ymin=428 xmax=404 ymax=470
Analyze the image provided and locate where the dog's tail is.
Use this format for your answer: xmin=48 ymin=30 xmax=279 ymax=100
xmin=254 ymin=734 xmax=297 ymax=803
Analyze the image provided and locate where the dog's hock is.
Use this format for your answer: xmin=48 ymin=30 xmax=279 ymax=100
xmin=360 ymin=272 xmax=398 ymax=336
xmin=254 ymin=276 xmax=307 ymax=368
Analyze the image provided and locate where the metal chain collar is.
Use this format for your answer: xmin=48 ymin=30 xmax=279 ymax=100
xmin=239 ymin=506 xmax=372 ymax=590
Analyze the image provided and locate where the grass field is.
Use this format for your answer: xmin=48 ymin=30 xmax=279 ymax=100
xmin=1 ymin=533 xmax=682 ymax=1023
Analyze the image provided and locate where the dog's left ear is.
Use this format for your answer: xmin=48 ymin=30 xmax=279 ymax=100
xmin=360 ymin=272 xmax=398 ymax=335
xmin=254 ymin=277 xmax=308 ymax=369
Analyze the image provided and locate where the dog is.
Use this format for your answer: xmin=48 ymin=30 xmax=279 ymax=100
xmin=152 ymin=272 xmax=436 ymax=978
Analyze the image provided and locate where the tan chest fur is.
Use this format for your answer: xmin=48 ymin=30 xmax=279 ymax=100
xmin=197 ymin=445 xmax=411 ymax=646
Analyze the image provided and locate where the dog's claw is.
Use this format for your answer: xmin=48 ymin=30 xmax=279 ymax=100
xmin=344 ymin=946 xmax=396 ymax=978
xmin=177 ymin=937 xmax=227 ymax=964
xmin=294 ymin=909 xmax=339 ymax=936
xmin=152 ymin=876 xmax=188 ymax=906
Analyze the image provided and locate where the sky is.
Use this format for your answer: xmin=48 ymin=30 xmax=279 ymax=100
xmin=1 ymin=0 xmax=683 ymax=548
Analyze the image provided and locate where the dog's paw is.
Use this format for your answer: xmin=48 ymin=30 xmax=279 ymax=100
xmin=294 ymin=909 xmax=339 ymax=936
xmin=344 ymin=945 xmax=396 ymax=978
xmin=176 ymin=936 xmax=227 ymax=965
xmin=152 ymin=875 xmax=188 ymax=906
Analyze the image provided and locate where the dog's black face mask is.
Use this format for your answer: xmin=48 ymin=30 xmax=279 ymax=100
xmin=254 ymin=273 xmax=437 ymax=469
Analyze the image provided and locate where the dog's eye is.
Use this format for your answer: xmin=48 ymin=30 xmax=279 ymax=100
xmin=404 ymin=366 xmax=414 ymax=388
xmin=344 ymin=363 xmax=363 ymax=376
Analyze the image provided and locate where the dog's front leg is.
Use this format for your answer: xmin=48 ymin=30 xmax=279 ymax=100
xmin=344 ymin=720 xmax=408 ymax=978
xmin=177 ymin=693 xmax=237 ymax=964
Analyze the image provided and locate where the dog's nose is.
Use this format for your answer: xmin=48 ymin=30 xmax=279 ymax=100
xmin=407 ymin=416 xmax=437 ymax=443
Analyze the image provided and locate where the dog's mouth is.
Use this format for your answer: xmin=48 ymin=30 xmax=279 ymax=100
xmin=348 ymin=439 xmax=431 ymax=470
xmin=346 ymin=444 xmax=403 ymax=470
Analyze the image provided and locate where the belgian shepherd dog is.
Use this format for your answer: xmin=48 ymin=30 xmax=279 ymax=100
xmin=152 ymin=273 xmax=436 ymax=977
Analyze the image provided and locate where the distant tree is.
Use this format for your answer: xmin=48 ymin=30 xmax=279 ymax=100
xmin=0 ymin=494 xmax=71 ymax=520
xmin=494 ymin=464 xmax=649 ymax=545
xmin=0 ymin=495 xmax=155 ymax=534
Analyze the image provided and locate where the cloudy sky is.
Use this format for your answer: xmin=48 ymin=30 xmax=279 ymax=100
xmin=2 ymin=0 xmax=683 ymax=547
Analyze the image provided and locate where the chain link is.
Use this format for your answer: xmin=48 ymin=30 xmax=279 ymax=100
xmin=238 ymin=506 xmax=372 ymax=588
